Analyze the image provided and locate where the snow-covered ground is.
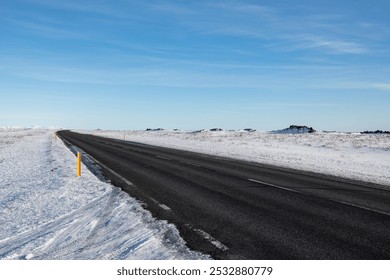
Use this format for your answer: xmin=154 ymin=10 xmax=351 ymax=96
xmin=81 ymin=129 xmax=390 ymax=186
xmin=0 ymin=128 xmax=206 ymax=260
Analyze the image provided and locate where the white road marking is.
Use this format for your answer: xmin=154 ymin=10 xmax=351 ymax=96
xmin=156 ymin=155 xmax=171 ymax=160
xmin=247 ymin=178 xmax=390 ymax=216
xmin=332 ymin=200 xmax=390 ymax=216
xmin=159 ymin=204 xmax=171 ymax=211
xmin=150 ymin=198 xmax=171 ymax=211
xmin=180 ymin=161 xmax=201 ymax=167
xmin=194 ymin=229 xmax=229 ymax=251
xmin=150 ymin=198 xmax=160 ymax=204
xmin=248 ymin=178 xmax=300 ymax=193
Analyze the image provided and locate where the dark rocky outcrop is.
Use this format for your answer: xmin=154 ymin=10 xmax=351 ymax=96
xmin=146 ymin=128 xmax=164 ymax=131
xmin=273 ymin=125 xmax=316 ymax=134
xmin=361 ymin=130 xmax=390 ymax=134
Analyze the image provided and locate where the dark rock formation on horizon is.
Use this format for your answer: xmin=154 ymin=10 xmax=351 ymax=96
xmin=273 ymin=125 xmax=316 ymax=134
xmin=361 ymin=130 xmax=390 ymax=134
xmin=146 ymin=128 xmax=164 ymax=131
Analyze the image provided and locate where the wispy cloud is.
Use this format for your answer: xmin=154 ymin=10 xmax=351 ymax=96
xmin=148 ymin=3 xmax=196 ymax=15
xmin=5 ymin=18 xmax=88 ymax=39
xmin=209 ymin=2 xmax=275 ymax=17
xmin=1 ymin=0 xmax=386 ymax=88
xmin=7 ymin=0 xmax=378 ymax=56
xmin=150 ymin=1 xmax=373 ymax=55
xmin=20 ymin=0 xmax=127 ymax=18
xmin=286 ymin=35 xmax=368 ymax=54
xmin=2 ymin=54 xmax=388 ymax=92
xmin=369 ymin=83 xmax=390 ymax=91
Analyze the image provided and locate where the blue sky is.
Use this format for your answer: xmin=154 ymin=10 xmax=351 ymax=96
xmin=1 ymin=0 xmax=390 ymax=131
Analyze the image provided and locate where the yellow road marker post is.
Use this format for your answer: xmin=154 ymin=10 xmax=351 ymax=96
xmin=77 ymin=152 xmax=81 ymax=177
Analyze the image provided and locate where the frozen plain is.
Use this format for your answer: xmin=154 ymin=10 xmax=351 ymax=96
xmin=0 ymin=128 xmax=207 ymax=260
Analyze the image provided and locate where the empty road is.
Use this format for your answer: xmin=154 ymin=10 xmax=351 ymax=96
xmin=57 ymin=130 xmax=390 ymax=259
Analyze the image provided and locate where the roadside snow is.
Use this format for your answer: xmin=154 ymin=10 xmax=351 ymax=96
xmin=82 ymin=129 xmax=390 ymax=186
xmin=0 ymin=128 xmax=206 ymax=260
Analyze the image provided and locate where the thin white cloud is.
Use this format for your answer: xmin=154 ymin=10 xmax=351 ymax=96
xmin=210 ymin=2 xmax=275 ymax=16
xmin=6 ymin=18 xmax=87 ymax=39
xmin=9 ymin=0 xmax=378 ymax=56
xmin=148 ymin=3 xmax=196 ymax=15
xmin=155 ymin=1 xmax=373 ymax=55
xmin=0 ymin=55 xmax=385 ymax=91
xmin=370 ymin=84 xmax=390 ymax=91
xmin=289 ymin=35 xmax=368 ymax=54
xmin=20 ymin=0 xmax=127 ymax=18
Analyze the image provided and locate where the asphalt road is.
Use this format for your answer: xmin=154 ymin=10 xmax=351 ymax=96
xmin=57 ymin=130 xmax=390 ymax=259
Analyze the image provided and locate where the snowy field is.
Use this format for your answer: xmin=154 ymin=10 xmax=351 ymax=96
xmin=0 ymin=128 xmax=206 ymax=260
xmin=81 ymin=129 xmax=390 ymax=186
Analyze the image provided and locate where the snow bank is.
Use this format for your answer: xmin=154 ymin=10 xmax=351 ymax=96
xmin=0 ymin=128 xmax=206 ymax=260
xmin=81 ymin=129 xmax=390 ymax=186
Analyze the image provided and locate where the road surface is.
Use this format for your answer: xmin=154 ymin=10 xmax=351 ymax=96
xmin=57 ymin=130 xmax=390 ymax=259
